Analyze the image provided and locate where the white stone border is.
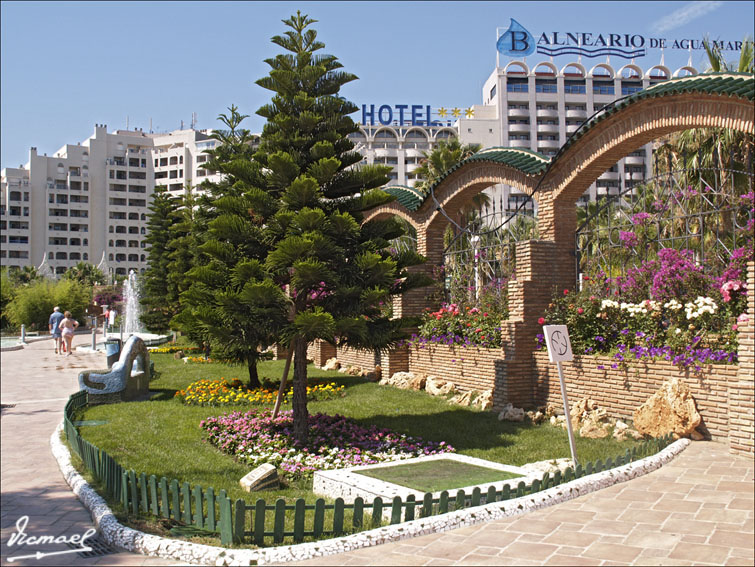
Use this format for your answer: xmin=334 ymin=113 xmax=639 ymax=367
xmin=51 ymin=421 xmax=689 ymax=566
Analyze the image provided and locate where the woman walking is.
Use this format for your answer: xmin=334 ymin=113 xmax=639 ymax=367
xmin=58 ymin=311 xmax=79 ymax=357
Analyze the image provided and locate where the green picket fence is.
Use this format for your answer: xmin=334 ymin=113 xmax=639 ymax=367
xmin=64 ymin=390 xmax=674 ymax=547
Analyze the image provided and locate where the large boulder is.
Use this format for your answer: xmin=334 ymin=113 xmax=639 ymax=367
xmin=363 ymin=365 xmax=382 ymax=382
xmin=408 ymin=374 xmax=427 ymax=391
xmin=425 ymin=376 xmax=456 ymax=396
xmin=579 ymin=415 xmax=610 ymax=438
xmin=633 ymin=377 xmax=701 ymax=438
xmin=240 ymin=464 xmax=279 ymax=491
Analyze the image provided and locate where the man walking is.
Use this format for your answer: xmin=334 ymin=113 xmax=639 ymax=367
xmin=49 ymin=306 xmax=64 ymax=354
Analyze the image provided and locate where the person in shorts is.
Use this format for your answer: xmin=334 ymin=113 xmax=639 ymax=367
xmin=49 ymin=306 xmax=64 ymax=354
xmin=58 ymin=311 xmax=79 ymax=357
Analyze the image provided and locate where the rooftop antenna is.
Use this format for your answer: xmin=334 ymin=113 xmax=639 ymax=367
xmin=660 ymin=46 xmax=665 ymax=67
xmin=180 ymin=120 xmax=184 ymax=130
xmin=150 ymin=118 xmax=153 ymax=133
xmin=191 ymin=112 xmax=197 ymax=129
xmin=687 ymin=43 xmax=693 ymax=67
xmin=126 ymin=116 xmax=129 ymax=130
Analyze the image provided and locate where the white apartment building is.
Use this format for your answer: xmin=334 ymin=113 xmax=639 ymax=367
xmin=457 ymin=60 xmax=700 ymax=212
xmin=1 ymin=126 xmax=223 ymax=277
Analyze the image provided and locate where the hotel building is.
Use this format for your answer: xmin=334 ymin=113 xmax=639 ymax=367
xmin=456 ymin=60 xmax=700 ymax=213
xmin=1 ymin=126 xmax=222 ymax=277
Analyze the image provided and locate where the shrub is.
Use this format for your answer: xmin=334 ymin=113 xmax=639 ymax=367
xmin=6 ymin=279 xmax=91 ymax=331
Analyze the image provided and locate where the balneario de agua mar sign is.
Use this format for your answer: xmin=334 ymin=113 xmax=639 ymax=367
xmin=497 ymin=18 xmax=749 ymax=60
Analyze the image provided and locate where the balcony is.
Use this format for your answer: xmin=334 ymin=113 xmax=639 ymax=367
xmin=599 ymin=171 xmax=620 ymax=180
xmin=508 ymin=122 xmax=530 ymax=133
xmin=624 ymin=155 xmax=646 ymax=165
xmin=565 ymin=109 xmax=588 ymax=119
xmin=566 ymin=124 xmax=580 ymax=134
xmin=508 ymin=138 xmax=532 ymax=148
xmin=537 ymin=123 xmax=559 ymax=133
xmin=537 ymin=139 xmax=561 ymax=148
xmin=508 ymin=107 xmax=530 ymax=118
xmin=625 ymin=172 xmax=645 ymax=181
xmin=536 ymin=109 xmax=559 ymax=119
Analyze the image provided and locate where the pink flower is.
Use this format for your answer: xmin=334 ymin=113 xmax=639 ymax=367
xmin=563 ymin=289 xmax=569 ymax=295
xmin=538 ymin=317 xmax=545 ymax=325
xmin=577 ymin=308 xmax=584 ymax=314
xmin=732 ymin=324 xmax=739 ymax=331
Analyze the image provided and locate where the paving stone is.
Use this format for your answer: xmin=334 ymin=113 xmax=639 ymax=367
xmin=582 ymin=542 xmax=643 ymax=563
xmin=668 ymin=542 xmax=731 ymax=564
xmin=709 ymin=528 xmax=755 ymax=549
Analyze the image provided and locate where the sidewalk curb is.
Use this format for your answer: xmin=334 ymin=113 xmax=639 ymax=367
xmin=51 ymin=422 xmax=691 ymax=566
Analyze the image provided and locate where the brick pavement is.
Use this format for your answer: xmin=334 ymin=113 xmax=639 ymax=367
xmin=1 ymin=338 xmax=179 ymax=566
xmin=1 ymin=339 xmax=753 ymax=566
xmin=280 ymin=442 xmax=754 ymax=566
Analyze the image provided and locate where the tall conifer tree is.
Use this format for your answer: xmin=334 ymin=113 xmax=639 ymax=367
xmin=255 ymin=12 xmax=431 ymax=444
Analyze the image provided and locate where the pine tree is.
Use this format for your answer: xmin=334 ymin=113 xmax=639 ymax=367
xmin=255 ymin=12 xmax=431 ymax=444
xmin=174 ymin=107 xmax=287 ymax=388
xmin=141 ymin=188 xmax=181 ymax=333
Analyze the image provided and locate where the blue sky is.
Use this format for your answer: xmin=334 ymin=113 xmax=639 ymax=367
xmin=1 ymin=1 xmax=753 ymax=169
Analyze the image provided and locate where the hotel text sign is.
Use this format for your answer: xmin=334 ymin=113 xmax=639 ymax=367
xmin=497 ymin=18 xmax=748 ymax=60
xmin=360 ymin=104 xmax=474 ymax=126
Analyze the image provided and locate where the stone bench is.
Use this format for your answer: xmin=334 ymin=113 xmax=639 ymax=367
xmin=78 ymin=335 xmax=152 ymax=404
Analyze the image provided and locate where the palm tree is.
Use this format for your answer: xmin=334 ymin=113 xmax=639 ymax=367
xmin=413 ymin=138 xmax=481 ymax=194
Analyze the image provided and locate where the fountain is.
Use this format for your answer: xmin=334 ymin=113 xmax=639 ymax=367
xmin=123 ymin=270 xmax=144 ymax=335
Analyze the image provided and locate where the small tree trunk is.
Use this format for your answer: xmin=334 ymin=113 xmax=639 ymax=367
xmin=292 ymin=336 xmax=309 ymax=446
xmin=247 ymin=356 xmax=261 ymax=390
xmin=272 ymin=347 xmax=294 ymax=419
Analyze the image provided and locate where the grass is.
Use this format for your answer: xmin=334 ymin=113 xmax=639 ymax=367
xmin=76 ymin=353 xmax=642 ymax=503
xmin=71 ymin=351 xmax=645 ymax=545
xmin=356 ymin=459 xmax=522 ymax=492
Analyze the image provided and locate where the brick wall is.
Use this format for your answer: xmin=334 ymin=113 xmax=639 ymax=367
xmin=728 ymin=261 xmax=754 ymax=455
xmin=407 ymin=344 xmax=502 ymax=394
xmin=532 ymin=351 xmax=739 ymax=441
xmin=334 ymin=345 xmax=378 ymax=372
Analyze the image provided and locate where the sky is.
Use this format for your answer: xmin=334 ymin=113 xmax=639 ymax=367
xmin=1 ymin=1 xmax=753 ymax=169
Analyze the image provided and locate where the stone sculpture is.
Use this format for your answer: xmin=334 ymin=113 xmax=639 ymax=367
xmin=78 ymin=335 xmax=151 ymax=404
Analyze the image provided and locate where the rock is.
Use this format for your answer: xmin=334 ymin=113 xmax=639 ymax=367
xmin=473 ymin=390 xmax=493 ymax=410
xmin=380 ymin=371 xmax=414 ymax=389
xmin=544 ymin=403 xmax=560 ymax=418
xmin=347 ymin=365 xmax=362 ymax=376
xmin=181 ymin=357 xmax=190 ymax=364
xmin=363 ymin=365 xmax=382 ymax=382
xmin=690 ymin=429 xmax=705 ymax=441
xmin=425 ymin=376 xmax=456 ymax=396
xmin=520 ymin=457 xmax=574 ymax=476
xmin=449 ymin=390 xmax=474 ymax=406
xmin=498 ymin=403 xmax=525 ymax=422
xmin=173 ymin=350 xmax=184 ymax=360
xmin=614 ymin=419 xmax=628 ymax=431
xmin=632 ymin=377 xmax=702 ymax=438
xmin=579 ymin=417 xmax=610 ymax=438
xmin=408 ymin=374 xmax=427 ymax=391
xmin=571 ymin=398 xmax=598 ymax=419
xmin=239 ymin=464 xmax=279 ymax=491
xmin=526 ymin=410 xmax=545 ymax=424
xmin=322 ymin=358 xmax=340 ymax=371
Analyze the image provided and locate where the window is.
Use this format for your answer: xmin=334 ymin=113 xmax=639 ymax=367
xmin=160 ymin=158 xmax=168 ymax=166
xmin=109 ymin=198 xmax=127 ymax=206
xmin=83 ymin=253 xmax=88 ymax=261
xmin=128 ymin=199 xmax=146 ymax=207
xmin=621 ymin=82 xmax=643 ymax=95
xmin=196 ymin=155 xmax=208 ymax=164
xmin=507 ymin=78 xmax=528 ymax=92
xmin=593 ymin=81 xmax=615 ymax=95
xmin=9 ymin=236 xmax=28 ymax=244
xmin=564 ymin=80 xmax=586 ymax=94
xmin=128 ymin=212 xmax=139 ymax=220
xmin=535 ymin=79 xmax=557 ymax=93
xmin=489 ymin=84 xmax=497 ymax=100
xmin=110 ymin=212 xmax=127 ymax=220
xmin=129 ymin=226 xmax=139 ymax=234
xmin=169 ymin=156 xmax=178 ymax=165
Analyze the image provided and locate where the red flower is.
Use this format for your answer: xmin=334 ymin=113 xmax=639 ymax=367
xmin=538 ymin=317 xmax=545 ymax=325
xmin=563 ymin=289 xmax=569 ymax=295
xmin=577 ymin=308 xmax=584 ymax=314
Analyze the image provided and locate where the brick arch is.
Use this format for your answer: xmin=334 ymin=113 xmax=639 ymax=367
xmin=538 ymin=91 xmax=754 ymax=288
xmin=418 ymin=162 xmax=540 ymax=233
xmin=541 ymin=92 xmax=754 ymax=211
xmin=362 ymin=204 xmax=422 ymax=232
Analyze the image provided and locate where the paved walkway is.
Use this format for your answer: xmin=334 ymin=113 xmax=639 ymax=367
xmin=280 ymin=441 xmax=754 ymax=567
xmin=1 ymin=338 xmax=176 ymax=566
xmin=1 ymin=339 xmax=753 ymax=566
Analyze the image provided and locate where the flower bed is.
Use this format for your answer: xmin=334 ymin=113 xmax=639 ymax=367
xmin=175 ymin=378 xmax=343 ymax=407
xmin=537 ymin=248 xmax=750 ymax=370
xmin=201 ymin=410 xmax=454 ymax=478
xmin=148 ymin=345 xmax=200 ymax=354
xmin=405 ymin=303 xmax=505 ymax=349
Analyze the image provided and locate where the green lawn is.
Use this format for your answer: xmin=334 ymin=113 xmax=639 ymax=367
xmin=75 ymin=352 xmax=642 ymax=506
xmin=356 ymin=459 xmax=523 ymax=493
